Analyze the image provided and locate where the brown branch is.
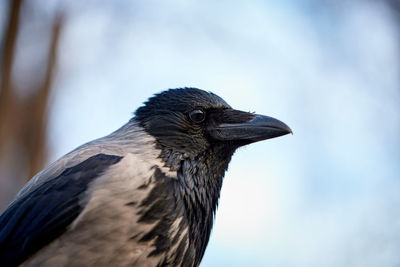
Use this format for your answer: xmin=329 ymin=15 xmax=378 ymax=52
xmin=25 ymin=14 xmax=64 ymax=178
xmin=0 ymin=0 xmax=23 ymax=149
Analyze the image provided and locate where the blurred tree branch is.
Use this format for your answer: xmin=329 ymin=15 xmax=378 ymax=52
xmin=0 ymin=0 xmax=63 ymax=210
xmin=25 ymin=14 xmax=63 ymax=178
xmin=0 ymin=0 xmax=22 ymax=146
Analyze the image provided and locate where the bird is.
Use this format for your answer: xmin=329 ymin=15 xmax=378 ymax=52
xmin=0 ymin=87 xmax=291 ymax=267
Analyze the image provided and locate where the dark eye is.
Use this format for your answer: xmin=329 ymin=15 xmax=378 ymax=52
xmin=189 ymin=109 xmax=205 ymax=123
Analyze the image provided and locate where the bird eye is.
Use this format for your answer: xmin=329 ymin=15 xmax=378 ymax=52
xmin=189 ymin=109 xmax=205 ymax=123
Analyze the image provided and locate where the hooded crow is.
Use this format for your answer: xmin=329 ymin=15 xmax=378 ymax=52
xmin=0 ymin=88 xmax=291 ymax=267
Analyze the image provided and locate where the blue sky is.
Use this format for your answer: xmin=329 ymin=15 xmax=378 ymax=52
xmin=28 ymin=0 xmax=400 ymax=266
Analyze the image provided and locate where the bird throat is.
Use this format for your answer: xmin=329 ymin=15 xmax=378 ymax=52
xmin=141 ymin=143 xmax=235 ymax=265
xmin=158 ymin=144 xmax=235 ymax=214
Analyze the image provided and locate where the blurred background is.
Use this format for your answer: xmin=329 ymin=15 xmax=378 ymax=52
xmin=1 ymin=0 xmax=400 ymax=266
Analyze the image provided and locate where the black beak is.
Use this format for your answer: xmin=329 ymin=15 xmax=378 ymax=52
xmin=208 ymin=110 xmax=292 ymax=145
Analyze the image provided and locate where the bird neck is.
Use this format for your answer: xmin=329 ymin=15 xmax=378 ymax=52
xmin=160 ymin=144 xmax=234 ymax=212
xmin=159 ymin=144 xmax=235 ymax=263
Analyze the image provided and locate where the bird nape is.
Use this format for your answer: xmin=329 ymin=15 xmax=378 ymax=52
xmin=0 ymin=87 xmax=291 ymax=267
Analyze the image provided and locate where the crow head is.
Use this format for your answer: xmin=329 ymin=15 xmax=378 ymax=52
xmin=135 ymin=87 xmax=291 ymax=169
xmin=134 ymin=88 xmax=291 ymax=265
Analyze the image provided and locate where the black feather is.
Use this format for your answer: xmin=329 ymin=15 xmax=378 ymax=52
xmin=0 ymin=154 xmax=122 ymax=267
xmin=136 ymin=143 xmax=234 ymax=266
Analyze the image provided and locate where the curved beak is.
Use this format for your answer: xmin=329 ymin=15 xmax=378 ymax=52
xmin=208 ymin=110 xmax=292 ymax=145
